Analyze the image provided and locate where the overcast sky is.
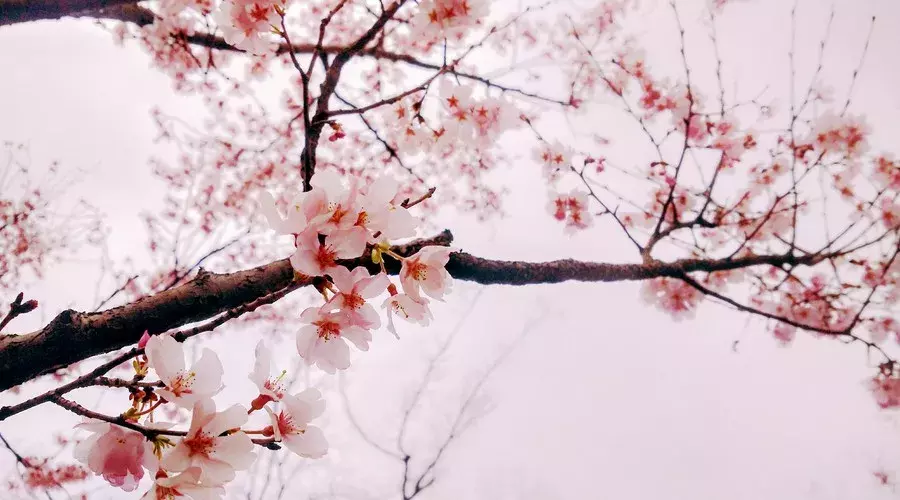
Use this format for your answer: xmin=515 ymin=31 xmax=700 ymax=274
xmin=2 ymin=0 xmax=900 ymax=499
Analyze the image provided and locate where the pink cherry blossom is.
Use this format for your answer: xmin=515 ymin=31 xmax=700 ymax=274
xmin=296 ymin=305 xmax=372 ymax=373
xmin=534 ymin=141 xmax=573 ymax=180
xmin=412 ymin=0 xmax=489 ymax=43
xmin=772 ymin=324 xmax=796 ymax=346
xmin=161 ymin=399 xmax=256 ymax=485
xmin=871 ymin=375 xmax=900 ymax=409
xmin=383 ymin=293 xmax=434 ymax=337
xmin=259 ymin=191 xmax=308 ymax=235
xmin=639 ymin=277 xmax=701 ymax=320
xmin=357 ymin=176 xmax=417 ymax=240
xmin=290 ymin=228 xmax=367 ymax=277
xmin=74 ymin=421 xmax=155 ymax=491
xmin=145 ymin=334 xmax=224 ymax=409
xmin=325 ymin=266 xmax=389 ymax=330
xmin=212 ymin=0 xmax=281 ymax=55
xmin=399 ymin=246 xmax=455 ymax=301
xmin=305 ymin=170 xmax=362 ymax=235
xmin=141 ymin=466 xmax=224 ymax=500
xmin=248 ymin=341 xmax=288 ymax=411
xmin=264 ymin=389 xmax=328 ymax=459
xmin=547 ymin=191 xmax=593 ymax=233
xmin=870 ymin=317 xmax=900 ymax=344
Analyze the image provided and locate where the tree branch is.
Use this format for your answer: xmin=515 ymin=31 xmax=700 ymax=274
xmin=0 ymin=229 xmax=842 ymax=394
xmin=0 ymin=0 xmax=136 ymax=26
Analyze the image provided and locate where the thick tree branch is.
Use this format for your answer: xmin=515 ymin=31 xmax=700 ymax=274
xmin=0 ymin=232 xmax=449 ymax=393
xmin=0 ymin=0 xmax=135 ymax=25
xmin=0 ymin=229 xmax=838 ymax=394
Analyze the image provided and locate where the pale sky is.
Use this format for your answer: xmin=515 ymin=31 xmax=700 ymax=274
xmin=1 ymin=0 xmax=900 ymax=499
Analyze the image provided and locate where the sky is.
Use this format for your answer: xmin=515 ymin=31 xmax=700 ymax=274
xmin=2 ymin=0 xmax=900 ymax=499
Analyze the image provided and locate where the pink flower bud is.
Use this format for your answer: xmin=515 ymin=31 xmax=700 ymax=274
xmin=138 ymin=331 xmax=150 ymax=349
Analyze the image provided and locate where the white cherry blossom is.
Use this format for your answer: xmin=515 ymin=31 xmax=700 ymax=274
xmin=145 ymin=334 xmax=224 ymax=409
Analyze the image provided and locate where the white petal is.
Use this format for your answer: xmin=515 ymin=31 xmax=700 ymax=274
xmin=328 ymin=265 xmax=354 ymax=292
xmin=160 ymin=442 xmax=192 ymax=472
xmin=250 ymin=341 xmax=271 ymax=388
xmin=320 ymin=338 xmax=350 ymax=371
xmin=146 ymin=334 xmax=184 ymax=384
xmin=358 ymin=272 xmax=390 ymax=298
xmin=342 ymin=325 xmax=372 ymax=351
xmin=211 ymin=433 xmax=256 ymax=470
xmin=290 ymin=248 xmax=323 ymax=277
xmin=293 ymin=388 xmax=325 ymax=419
xmin=283 ymin=426 xmax=328 ymax=459
xmin=310 ymin=169 xmax=345 ymax=199
xmin=195 ymin=456 xmax=235 ymax=485
xmin=328 ymin=228 xmax=367 ymax=259
xmin=189 ymin=349 xmax=224 ymax=398
xmin=366 ymin=176 xmax=398 ymax=206
xmin=205 ymin=404 xmax=249 ymax=436
xmin=258 ymin=191 xmax=287 ymax=233
xmin=296 ymin=327 xmax=318 ymax=361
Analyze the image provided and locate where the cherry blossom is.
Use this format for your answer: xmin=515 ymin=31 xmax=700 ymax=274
xmin=357 ymin=176 xmax=418 ymax=241
xmin=412 ymin=0 xmax=489 ymax=43
xmin=640 ymin=277 xmax=702 ymax=321
xmin=141 ymin=467 xmax=224 ymax=500
xmin=305 ymin=170 xmax=363 ymax=236
xmin=290 ymin=228 xmax=368 ymax=277
xmin=248 ymin=341 xmax=288 ymax=411
xmin=871 ymin=374 xmax=900 ymax=409
xmin=145 ymin=334 xmax=224 ymax=408
xmin=212 ymin=0 xmax=281 ymax=55
xmin=772 ymin=324 xmax=797 ymax=346
xmin=383 ymin=292 xmax=434 ymax=337
xmin=161 ymin=399 xmax=256 ymax=485
xmin=263 ymin=389 xmax=328 ymax=459
xmin=296 ymin=305 xmax=372 ymax=373
xmin=73 ymin=421 xmax=155 ymax=491
xmin=400 ymin=246 xmax=455 ymax=302
xmin=325 ymin=266 xmax=389 ymax=330
xmin=259 ymin=191 xmax=308 ymax=235
xmin=870 ymin=317 xmax=900 ymax=345
xmin=534 ymin=141 xmax=573 ymax=180
xmin=547 ymin=191 xmax=593 ymax=233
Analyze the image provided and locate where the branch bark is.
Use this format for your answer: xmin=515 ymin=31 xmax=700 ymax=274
xmin=0 ymin=0 xmax=136 ymax=26
xmin=0 ymin=229 xmax=832 ymax=393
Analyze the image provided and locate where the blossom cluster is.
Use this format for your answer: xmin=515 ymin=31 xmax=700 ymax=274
xmin=380 ymin=82 xmax=518 ymax=157
xmin=261 ymin=171 xmax=455 ymax=372
xmin=67 ymin=170 xmax=455 ymax=496
xmin=410 ymin=0 xmax=489 ymax=44
xmin=213 ymin=0 xmax=283 ymax=54
xmin=72 ymin=335 xmax=326 ymax=498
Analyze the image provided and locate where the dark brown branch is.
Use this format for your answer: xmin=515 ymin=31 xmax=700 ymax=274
xmin=0 ymin=229 xmax=844 ymax=395
xmin=0 ymin=279 xmax=301 ymax=421
xmin=0 ymin=293 xmax=37 ymax=333
xmin=0 ymin=232 xmax=449 ymax=394
xmin=0 ymin=0 xmax=135 ymax=25
xmin=48 ymin=395 xmax=278 ymax=448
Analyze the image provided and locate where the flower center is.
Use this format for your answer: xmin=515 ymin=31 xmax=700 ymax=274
xmin=315 ymin=244 xmax=337 ymax=268
xmin=185 ymin=432 xmax=215 ymax=458
xmin=408 ymin=262 xmax=428 ymax=281
xmin=329 ymin=204 xmax=350 ymax=225
xmin=315 ymin=320 xmax=341 ymax=341
xmin=344 ymin=293 xmax=365 ymax=310
xmin=155 ymin=486 xmax=180 ymax=500
xmin=392 ymin=300 xmax=411 ymax=319
xmin=168 ymin=371 xmax=196 ymax=397
xmin=276 ymin=411 xmax=304 ymax=436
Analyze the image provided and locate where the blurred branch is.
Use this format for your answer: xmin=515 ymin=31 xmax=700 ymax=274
xmin=0 ymin=0 xmax=135 ymax=25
